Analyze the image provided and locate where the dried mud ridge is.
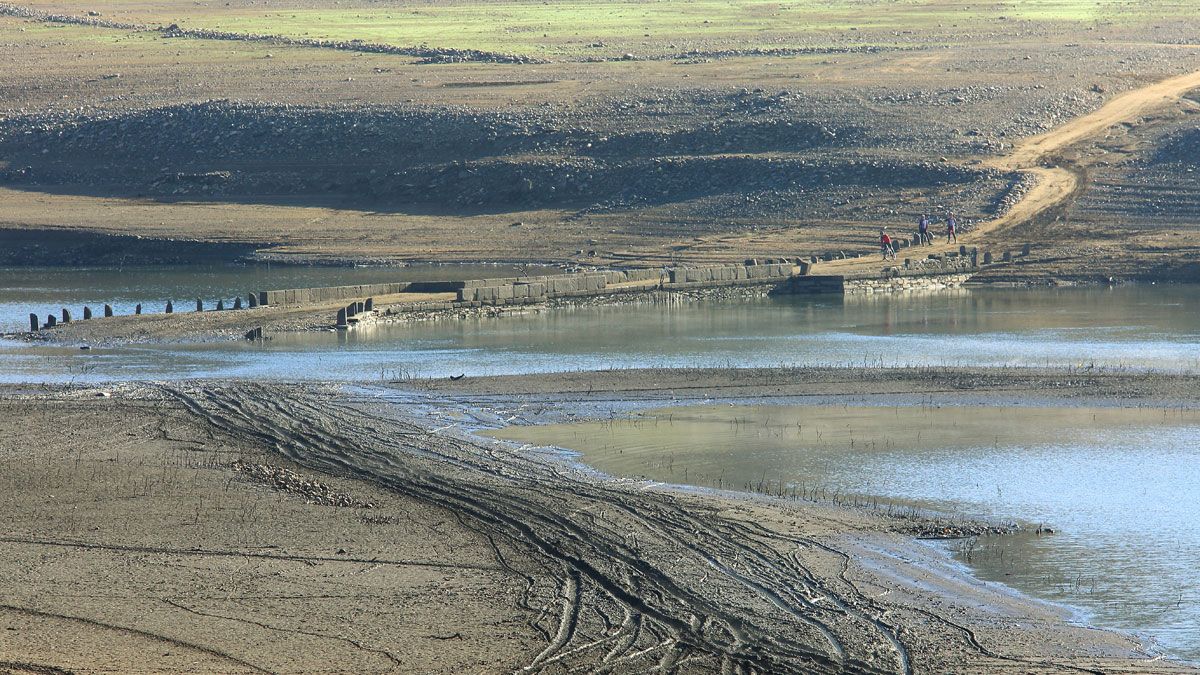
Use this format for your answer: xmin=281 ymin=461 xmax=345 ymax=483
xmin=0 ymin=4 xmax=541 ymax=64
xmin=162 ymin=382 xmax=1121 ymax=674
xmin=230 ymin=459 xmax=376 ymax=508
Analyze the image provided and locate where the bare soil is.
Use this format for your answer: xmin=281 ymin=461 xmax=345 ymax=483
xmin=0 ymin=2 xmax=1199 ymax=276
xmin=3 ymin=375 xmax=1196 ymax=673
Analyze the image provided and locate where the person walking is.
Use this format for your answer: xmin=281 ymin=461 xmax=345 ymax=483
xmin=945 ymin=212 xmax=958 ymax=244
xmin=918 ymin=214 xmax=931 ymax=245
xmin=880 ymin=229 xmax=895 ymax=260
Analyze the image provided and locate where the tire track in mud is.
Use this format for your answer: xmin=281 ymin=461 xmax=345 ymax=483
xmin=0 ymin=604 xmax=269 ymax=674
xmin=163 ymin=382 xmax=923 ymax=674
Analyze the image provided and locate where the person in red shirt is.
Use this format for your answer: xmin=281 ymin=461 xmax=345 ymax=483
xmin=880 ymin=229 xmax=895 ymax=260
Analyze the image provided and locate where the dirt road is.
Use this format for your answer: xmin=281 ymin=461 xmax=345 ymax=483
xmin=678 ymin=66 xmax=1200 ymax=275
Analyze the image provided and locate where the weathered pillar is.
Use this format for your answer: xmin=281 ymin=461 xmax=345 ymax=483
xmin=1022 ymin=242 xmax=1031 ymax=256
xmin=216 ymin=299 xmax=225 ymax=311
xmin=233 ymin=297 xmax=242 ymax=310
xmin=46 ymin=315 xmax=56 ymax=328
xmin=336 ymin=308 xmax=348 ymax=328
xmin=29 ymin=313 xmax=39 ymax=332
xmin=166 ymin=300 xmax=174 ymax=314
xmin=104 ymin=304 xmax=113 ymax=317
xmin=983 ymin=251 xmax=994 ymax=265
xmin=61 ymin=308 xmax=71 ymax=323
xmin=248 ymin=293 xmax=259 ymax=308
xmin=1002 ymin=250 xmax=1012 ymax=262
xmin=196 ymin=299 xmax=203 ymax=312
xmin=135 ymin=304 xmax=142 ymax=315
xmin=83 ymin=306 xmax=93 ymax=320
xmin=959 ymin=245 xmax=968 ymax=256
xmin=365 ymin=297 xmax=374 ymax=311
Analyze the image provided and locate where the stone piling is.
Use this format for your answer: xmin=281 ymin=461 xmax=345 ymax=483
xmin=83 ymin=306 xmax=93 ymax=320
xmin=29 ymin=313 xmax=38 ymax=332
xmin=61 ymin=308 xmax=71 ymax=323
xmin=104 ymin=304 xmax=113 ymax=317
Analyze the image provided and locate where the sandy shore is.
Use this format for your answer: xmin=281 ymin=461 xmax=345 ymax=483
xmin=2 ymin=370 xmax=1197 ymax=673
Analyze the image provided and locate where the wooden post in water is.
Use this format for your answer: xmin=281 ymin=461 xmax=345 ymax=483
xmin=82 ymin=306 xmax=92 ymax=320
xmin=29 ymin=313 xmax=38 ymax=332
xmin=104 ymin=304 xmax=113 ymax=317
xmin=61 ymin=308 xmax=71 ymax=323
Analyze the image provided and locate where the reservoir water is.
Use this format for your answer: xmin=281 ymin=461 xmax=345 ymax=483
xmin=3 ymin=271 xmax=1199 ymax=658
xmin=489 ymin=404 xmax=1200 ymax=661
xmin=0 ymin=281 xmax=1198 ymax=382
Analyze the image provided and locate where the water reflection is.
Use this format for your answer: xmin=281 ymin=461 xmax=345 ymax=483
xmin=489 ymin=404 xmax=1200 ymax=661
xmin=2 ymin=284 xmax=1199 ymax=382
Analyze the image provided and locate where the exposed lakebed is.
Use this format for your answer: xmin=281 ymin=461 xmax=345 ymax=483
xmin=489 ymin=403 xmax=1200 ymax=661
xmin=3 ymin=271 xmax=1200 ymax=659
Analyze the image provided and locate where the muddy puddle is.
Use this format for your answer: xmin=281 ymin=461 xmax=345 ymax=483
xmin=2 ymin=284 xmax=1199 ymax=382
xmin=489 ymin=404 xmax=1200 ymax=660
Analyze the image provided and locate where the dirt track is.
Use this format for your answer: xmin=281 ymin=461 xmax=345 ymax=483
xmin=681 ymin=65 xmax=1200 ymax=277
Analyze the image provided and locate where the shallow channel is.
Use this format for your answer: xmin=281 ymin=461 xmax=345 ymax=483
xmin=488 ymin=403 xmax=1200 ymax=661
xmin=1 ymin=283 xmax=1199 ymax=382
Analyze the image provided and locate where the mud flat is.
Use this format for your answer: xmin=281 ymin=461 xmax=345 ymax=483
xmin=2 ymin=370 xmax=1198 ymax=672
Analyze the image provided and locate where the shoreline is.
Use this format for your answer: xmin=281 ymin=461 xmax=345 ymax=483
xmin=11 ymin=273 xmax=1198 ymax=349
xmin=4 ymin=372 xmax=1198 ymax=672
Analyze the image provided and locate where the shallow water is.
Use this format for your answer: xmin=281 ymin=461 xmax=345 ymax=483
xmin=1 ymin=284 xmax=1199 ymax=382
xmin=488 ymin=404 xmax=1200 ymax=661
xmin=0 ymin=263 xmax=559 ymax=333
